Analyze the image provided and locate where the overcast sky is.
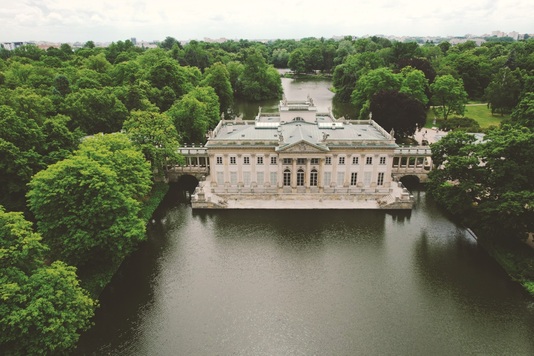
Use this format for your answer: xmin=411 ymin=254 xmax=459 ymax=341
xmin=1 ymin=0 xmax=532 ymax=43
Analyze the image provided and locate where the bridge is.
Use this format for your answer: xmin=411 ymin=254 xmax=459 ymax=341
xmin=167 ymin=144 xmax=433 ymax=183
xmin=391 ymin=146 xmax=433 ymax=183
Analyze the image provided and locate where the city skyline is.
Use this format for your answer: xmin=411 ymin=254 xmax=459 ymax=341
xmin=1 ymin=0 xmax=532 ymax=43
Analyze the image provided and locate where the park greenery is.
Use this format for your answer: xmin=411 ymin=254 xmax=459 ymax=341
xmin=0 ymin=34 xmax=533 ymax=353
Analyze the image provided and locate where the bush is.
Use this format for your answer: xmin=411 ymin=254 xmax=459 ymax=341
xmin=438 ymin=117 xmax=481 ymax=132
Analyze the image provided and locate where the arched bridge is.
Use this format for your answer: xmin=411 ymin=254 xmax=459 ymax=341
xmin=166 ymin=145 xmax=209 ymax=182
xmin=391 ymin=147 xmax=433 ymax=183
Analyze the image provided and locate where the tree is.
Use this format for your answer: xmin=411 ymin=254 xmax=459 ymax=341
xmin=485 ymin=67 xmax=522 ymax=115
xmin=370 ymin=90 xmax=427 ymax=139
xmin=399 ymin=67 xmax=430 ymax=106
xmin=428 ymin=127 xmax=534 ymax=240
xmin=350 ymin=67 xmax=402 ymax=119
xmin=201 ymin=62 xmax=233 ymax=115
xmin=0 ymin=208 xmax=96 ymax=355
xmin=332 ymin=52 xmax=384 ymax=102
xmin=430 ymin=75 xmax=468 ymax=119
xmin=238 ymin=48 xmax=282 ymax=101
xmin=510 ymin=92 xmax=534 ymax=129
xmin=123 ymin=111 xmax=183 ymax=177
xmin=166 ymin=94 xmax=211 ymax=144
xmin=61 ymin=88 xmax=129 ymax=134
xmin=27 ymin=135 xmax=151 ymax=268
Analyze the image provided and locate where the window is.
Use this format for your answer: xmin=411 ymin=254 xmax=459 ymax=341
xmin=311 ymin=158 xmax=319 ymax=165
xmin=243 ymin=156 xmax=250 ymax=165
xmin=283 ymin=158 xmax=292 ymax=165
xmin=243 ymin=172 xmax=251 ymax=186
xmin=271 ymin=156 xmax=277 ymax=165
xmin=230 ymin=156 xmax=236 ymax=165
xmin=364 ymin=172 xmax=371 ymax=186
xmin=377 ymin=172 xmax=384 ymax=186
xmin=257 ymin=172 xmax=264 ymax=185
xmin=310 ymin=169 xmax=318 ymax=186
xmin=257 ymin=156 xmax=263 ymax=165
xmin=324 ymin=172 xmax=331 ymax=186
xmin=217 ymin=172 xmax=224 ymax=185
xmin=350 ymin=172 xmax=358 ymax=186
xmin=325 ymin=156 xmax=332 ymax=165
xmin=216 ymin=156 xmax=223 ymax=165
xmin=230 ymin=172 xmax=237 ymax=185
xmin=379 ymin=157 xmax=386 ymax=165
xmin=297 ymin=169 xmax=305 ymax=186
xmin=297 ymin=158 xmax=306 ymax=165
xmin=366 ymin=156 xmax=373 ymax=165
xmin=337 ymin=172 xmax=345 ymax=186
xmin=339 ymin=156 xmax=345 ymax=165
xmin=270 ymin=172 xmax=277 ymax=185
xmin=352 ymin=156 xmax=359 ymax=165
xmin=283 ymin=169 xmax=291 ymax=186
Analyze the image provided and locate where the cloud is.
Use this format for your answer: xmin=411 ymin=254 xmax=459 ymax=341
xmin=1 ymin=0 xmax=532 ymax=42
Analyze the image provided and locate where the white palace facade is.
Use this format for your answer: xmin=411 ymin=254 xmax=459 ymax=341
xmin=191 ymin=97 xmax=414 ymax=209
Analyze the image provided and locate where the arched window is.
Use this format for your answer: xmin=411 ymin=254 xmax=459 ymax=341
xmin=310 ymin=169 xmax=318 ymax=186
xmin=297 ymin=169 xmax=305 ymax=186
xmin=283 ymin=169 xmax=291 ymax=186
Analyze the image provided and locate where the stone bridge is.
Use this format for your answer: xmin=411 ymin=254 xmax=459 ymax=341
xmin=166 ymin=145 xmax=209 ymax=182
xmin=391 ymin=147 xmax=433 ymax=183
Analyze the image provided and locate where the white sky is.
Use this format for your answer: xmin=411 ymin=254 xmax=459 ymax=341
xmin=1 ymin=0 xmax=532 ymax=43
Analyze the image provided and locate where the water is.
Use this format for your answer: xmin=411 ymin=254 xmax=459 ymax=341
xmin=76 ymin=76 xmax=533 ymax=354
xmin=76 ymin=187 xmax=534 ymax=355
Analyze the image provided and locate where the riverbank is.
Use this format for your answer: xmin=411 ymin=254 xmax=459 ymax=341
xmin=80 ymin=182 xmax=170 ymax=298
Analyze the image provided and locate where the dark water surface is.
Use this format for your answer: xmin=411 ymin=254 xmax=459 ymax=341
xmin=76 ymin=187 xmax=534 ymax=355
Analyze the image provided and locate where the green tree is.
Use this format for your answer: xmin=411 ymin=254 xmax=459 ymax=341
xmin=123 ymin=111 xmax=183 ymax=177
xmin=510 ymin=92 xmax=534 ymax=129
xmin=0 ymin=208 xmax=96 ymax=355
xmin=485 ymin=67 xmax=522 ymax=115
xmin=167 ymin=92 xmax=214 ymax=144
xmin=27 ymin=135 xmax=151 ymax=268
xmin=201 ymin=62 xmax=233 ymax=115
xmin=238 ymin=48 xmax=282 ymax=101
xmin=370 ymin=90 xmax=426 ymax=139
xmin=430 ymin=75 xmax=468 ymax=119
xmin=332 ymin=52 xmax=384 ymax=102
xmin=399 ymin=67 xmax=430 ymax=106
xmin=350 ymin=67 xmax=402 ymax=119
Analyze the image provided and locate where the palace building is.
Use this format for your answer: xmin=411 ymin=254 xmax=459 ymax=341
xmin=191 ymin=97 xmax=414 ymax=209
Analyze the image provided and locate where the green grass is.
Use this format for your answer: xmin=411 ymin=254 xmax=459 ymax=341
xmin=426 ymin=103 xmax=509 ymax=130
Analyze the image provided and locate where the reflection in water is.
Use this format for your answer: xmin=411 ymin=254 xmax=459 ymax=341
xmin=76 ymin=187 xmax=534 ymax=355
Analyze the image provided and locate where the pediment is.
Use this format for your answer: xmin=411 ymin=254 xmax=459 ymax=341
xmin=276 ymin=140 xmax=329 ymax=153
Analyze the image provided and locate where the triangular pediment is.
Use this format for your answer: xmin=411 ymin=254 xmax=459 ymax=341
xmin=276 ymin=139 xmax=329 ymax=153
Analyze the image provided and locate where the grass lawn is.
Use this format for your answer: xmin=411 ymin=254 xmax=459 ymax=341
xmin=426 ymin=103 xmax=509 ymax=130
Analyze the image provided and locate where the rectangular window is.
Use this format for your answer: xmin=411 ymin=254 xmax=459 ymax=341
xmin=297 ymin=158 xmax=306 ymax=165
xmin=352 ymin=156 xmax=359 ymax=165
xmin=257 ymin=172 xmax=264 ymax=185
xmin=379 ymin=157 xmax=386 ymax=165
xmin=311 ymin=158 xmax=319 ymax=165
xmin=217 ymin=172 xmax=224 ymax=185
xmin=230 ymin=172 xmax=237 ymax=185
xmin=216 ymin=156 xmax=223 ymax=165
xmin=243 ymin=156 xmax=250 ymax=165
xmin=283 ymin=158 xmax=292 ymax=165
xmin=337 ymin=172 xmax=344 ymax=186
xmin=270 ymin=156 xmax=277 ymax=165
xmin=270 ymin=172 xmax=277 ymax=185
xmin=325 ymin=157 xmax=332 ymax=165
xmin=350 ymin=172 xmax=358 ymax=186
xmin=324 ymin=172 xmax=331 ymax=186
xmin=366 ymin=156 xmax=373 ymax=165
xmin=230 ymin=156 xmax=236 ymax=165
xmin=377 ymin=172 xmax=385 ymax=186
xmin=339 ymin=156 xmax=345 ymax=165
xmin=243 ymin=172 xmax=251 ymax=186
xmin=257 ymin=156 xmax=263 ymax=165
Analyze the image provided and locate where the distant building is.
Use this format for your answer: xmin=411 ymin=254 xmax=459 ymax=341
xmin=192 ymin=97 xmax=414 ymax=209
